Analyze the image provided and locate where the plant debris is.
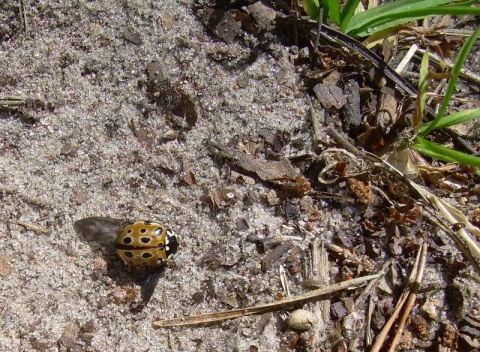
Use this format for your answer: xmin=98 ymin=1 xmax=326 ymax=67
xmin=208 ymin=141 xmax=311 ymax=196
xmin=146 ymin=61 xmax=198 ymax=128
xmin=153 ymin=274 xmax=380 ymax=328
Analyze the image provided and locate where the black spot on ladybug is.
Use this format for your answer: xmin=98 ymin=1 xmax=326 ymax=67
xmin=123 ymin=237 xmax=132 ymax=244
xmin=142 ymin=253 xmax=152 ymax=258
xmin=127 ymin=229 xmax=133 ymax=234
xmin=140 ymin=228 xmax=147 ymax=233
xmin=141 ymin=237 xmax=151 ymax=243
xmin=124 ymin=251 xmax=134 ymax=258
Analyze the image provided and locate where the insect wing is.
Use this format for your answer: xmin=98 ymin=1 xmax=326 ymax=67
xmin=74 ymin=217 xmax=123 ymax=246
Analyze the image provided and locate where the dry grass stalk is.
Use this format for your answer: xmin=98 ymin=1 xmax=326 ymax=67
xmin=388 ymin=243 xmax=428 ymax=351
xmin=0 ymin=95 xmax=27 ymax=107
xmin=152 ymin=273 xmax=380 ymax=328
xmin=15 ymin=221 xmax=51 ymax=235
xmin=371 ymin=243 xmax=427 ymax=351
xmin=307 ymin=239 xmax=330 ymax=347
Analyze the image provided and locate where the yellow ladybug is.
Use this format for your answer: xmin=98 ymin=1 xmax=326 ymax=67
xmin=115 ymin=221 xmax=178 ymax=267
xmin=74 ymin=217 xmax=178 ymax=305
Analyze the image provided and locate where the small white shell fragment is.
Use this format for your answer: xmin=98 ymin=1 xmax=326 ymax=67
xmin=287 ymin=309 xmax=317 ymax=331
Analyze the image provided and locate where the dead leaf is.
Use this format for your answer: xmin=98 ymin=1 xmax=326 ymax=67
xmin=313 ymin=83 xmax=347 ymax=109
xmin=208 ymin=142 xmax=300 ymax=181
xmin=183 ymin=170 xmax=196 ymax=185
xmin=218 ymin=293 xmax=238 ymax=308
xmin=229 ymin=171 xmax=255 ymax=185
xmin=209 ymin=187 xmax=236 ymax=209
xmin=200 ymin=8 xmax=242 ymax=44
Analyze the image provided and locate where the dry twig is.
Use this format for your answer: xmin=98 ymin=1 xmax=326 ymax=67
xmin=389 ymin=243 xmax=428 ymax=351
xmin=19 ymin=0 xmax=29 ymax=34
xmin=371 ymin=243 xmax=428 ymax=351
xmin=15 ymin=221 xmax=50 ymax=235
xmin=153 ymin=273 xmax=380 ymax=328
xmin=0 ymin=95 xmax=27 ymax=107
xmin=305 ymin=239 xmax=330 ymax=347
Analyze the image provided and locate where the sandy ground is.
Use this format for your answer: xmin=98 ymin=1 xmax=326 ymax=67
xmin=0 ymin=1 xmax=319 ymax=351
xmin=2 ymin=1 xmax=480 ymax=352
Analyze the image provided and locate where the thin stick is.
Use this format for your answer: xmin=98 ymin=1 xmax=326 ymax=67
xmin=388 ymin=243 xmax=428 ymax=351
xmin=0 ymin=95 xmax=27 ymax=107
xmin=15 ymin=221 xmax=51 ymax=235
xmin=355 ymin=260 xmax=392 ymax=308
xmin=153 ymin=274 xmax=380 ymax=327
xmin=370 ymin=244 xmax=424 ymax=352
xmin=416 ymin=47 xmax=480 ymax=86
xmin=19 ymin=0 xmax=29 ymax=34
xmin=396 ymin=44 xmax=418 ymax=74
xmin=366 ymin=295 xmax=375 ymax=347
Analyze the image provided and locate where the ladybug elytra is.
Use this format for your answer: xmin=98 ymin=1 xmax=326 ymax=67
xmin=115 ymin=221 xmax=178 ymax=267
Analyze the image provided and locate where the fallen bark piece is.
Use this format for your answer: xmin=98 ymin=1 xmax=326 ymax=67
xmin=208 ymin=142 xmax=300 ymax=181
xmin=313 ymin=83 xmax=347 ymax=110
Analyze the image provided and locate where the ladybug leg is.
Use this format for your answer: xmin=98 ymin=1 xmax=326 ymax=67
xmin=130 ymin=267 xmax=156 ymax=313
xmin=140 ymin=266 xmax=165 ymax=306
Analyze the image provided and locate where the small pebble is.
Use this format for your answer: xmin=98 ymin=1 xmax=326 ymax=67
xmin=287 ymin=309 xmax=317 ymax=331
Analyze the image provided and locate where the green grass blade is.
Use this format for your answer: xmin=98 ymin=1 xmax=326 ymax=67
xmin=419 ymin=108 xmax=480 ymax=133
xmin=321 ymin=0 xmax=329 ymax=22
xmin=322 ymin=0 xmax=341 ymax=24
xmin=328 ymin=0 xmax=341 ymax=25
xmin=340 ymin=0 xmax=362 ymax=31
xmin=419 ymin=25 xmax=480 ymax=137
xmin=414 ymin=49 xmax=430 ymax=129
xmin=411 ymin=137 xmax=480 ymax=168
xmin=303 ymin=0 xmax=320 ymax=20
xmin=351 ymin=7 xmax=480 ymax=37
xmin=345 ymin=1 xmax=479 ymax=37
xmin=346 ymin=0 xmax=454 ymax=34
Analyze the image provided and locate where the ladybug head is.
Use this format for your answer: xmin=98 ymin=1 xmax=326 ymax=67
xmin=164 ymin=229 xmax=179 ymax=258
